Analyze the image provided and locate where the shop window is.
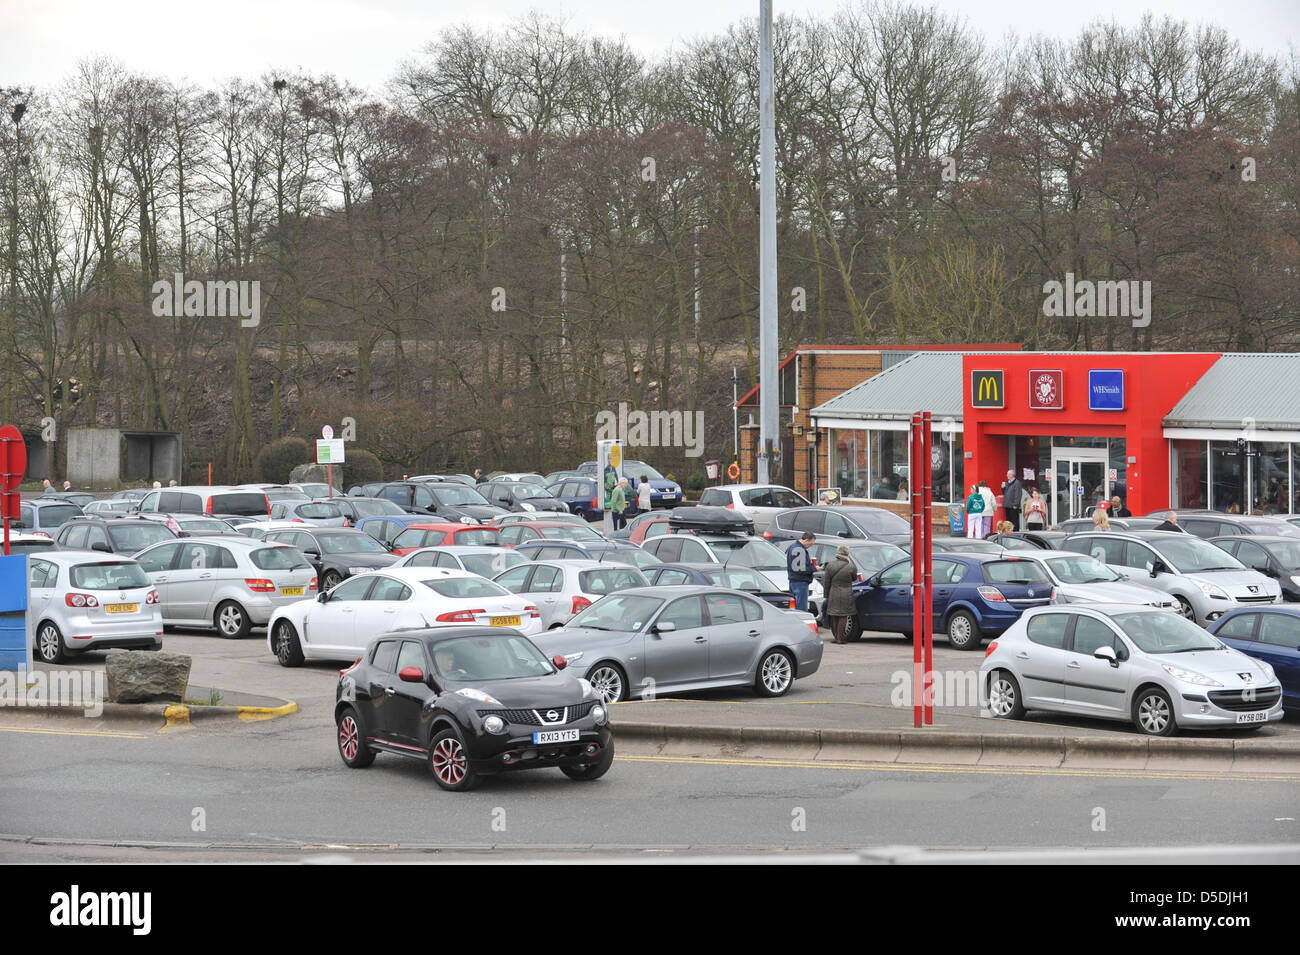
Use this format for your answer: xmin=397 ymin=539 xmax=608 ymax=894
xmin=1171 ymin=440 xmax=1208 ymax=509
xmin=1251 ymin=443 xmax=1290 ymax=515
xmin=869 ymin=431 xmax=908 ymax=500
xmin=1210 ymin=441 xmax=1246 ymax=513
xmin=833 ymin=430 xmax=868 ymax=499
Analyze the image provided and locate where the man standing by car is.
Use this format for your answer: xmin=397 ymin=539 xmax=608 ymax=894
xmin=610 ymin=478 xmax=628 ymax=530
xmin=787 ymin=530 xmax=816 ymax=612
xmin=1154 ymin=510 xmax=1186 ymax=532
xmin=474 ymin=468 xmax=487 ymax=484
xmin=1000 ymin=470 xmax=1024 ymax=530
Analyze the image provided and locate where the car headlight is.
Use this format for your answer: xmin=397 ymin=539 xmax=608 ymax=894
xmin=1053 ymin=592 xmax=1072 ymax=604
xmin=1290 ymin=575 xmax=1300 ymax=589
xmin=521 ymin=502 xmax=536 ymax=511
xmin=348 ymin=566 xmax=371 ymax=575
xmin=590 ymin=704 xmax=608 ymax=725
xmin=578 ymin=678 xmax=594 ymax=697
xmin=1161 ymin=664 xmax=1223 ymax=687
xmin=459 ymin=516 xmax=476 ymax=525
xmin=1193 ymin=580 xmax=1229 ymax=599
xmin=455 ymin=687 xmax=503 ymax=705
xmin=563 ymin=651 xmax=583 ymax=664
xmin=482 ymin=714 xmax=506 ymax=734
xmin=1258 ymin=661 xmax=1276 ymax=681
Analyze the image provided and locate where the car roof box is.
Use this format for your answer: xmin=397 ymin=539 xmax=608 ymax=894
xmin=667 ymin=505 xmax=754 ymax=535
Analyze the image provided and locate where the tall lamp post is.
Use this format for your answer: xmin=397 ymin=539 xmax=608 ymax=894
xmin=757 ymin=0 xmax=778 ymax=483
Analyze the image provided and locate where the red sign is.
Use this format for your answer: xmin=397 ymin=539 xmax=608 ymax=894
xmin=1027 ymin=370 xmax=1064 ymax=410
xmin=0 ymin=425 xmax=26 ymax=492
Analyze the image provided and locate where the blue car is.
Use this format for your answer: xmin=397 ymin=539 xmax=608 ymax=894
xmin=354 ymin=514 xmax=439 ymax=547
xmin=847 ymin=553 xmax=1054 ymax=650
xmin=1207 ymin=607 xmax=1300 ymax=711
xmin=577 ymin=460 xmax=683 ymax=508
xmin=547 ymin=477 xmax=603 ymax=521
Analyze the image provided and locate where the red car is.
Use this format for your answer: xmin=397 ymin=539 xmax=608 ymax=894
xmin=391 ymin=523 xmax=499 ymax=555
xmin=495 ymin=521 xmax=607 ymax=549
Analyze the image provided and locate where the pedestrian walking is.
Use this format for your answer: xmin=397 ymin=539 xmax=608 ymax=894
xmin=474 ymin=468 xmax=487 ymax=484
xmin=965 ymin=484 xmax=985 ymax=538
xmin=637 ymin=475 xmax=653 ymax=515
xmin=822 ymin=545 xmax=857 ymax=645
xmin=610 ymin=478 xmax=628 ymax=530
xmin=1001 ymin=470 xmax=1024 ymax=530
xmin=978 ymin=480 xmax=995 ymax=537
xmin=1092 ymin=506 xmax=1111 ymax=531
xmin=41 ymin=479 xmax=53 ymax=494
xmin=1024 ymin=489 xmax=1047 ymax=529
xmin=62 ymin=480 xmax=72 ymax=492
xmin=786 ymin=531 xmax=816 ymax=613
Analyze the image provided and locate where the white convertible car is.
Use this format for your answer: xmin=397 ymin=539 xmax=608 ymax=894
xmin=267 ymin=567 xmax=543 ymax=666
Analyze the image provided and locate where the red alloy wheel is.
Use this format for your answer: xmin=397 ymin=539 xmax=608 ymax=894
xmin=339 ymin=715 xmax=360 ymax=760
xmin=432 ymin=737 xmax=467 ymax=785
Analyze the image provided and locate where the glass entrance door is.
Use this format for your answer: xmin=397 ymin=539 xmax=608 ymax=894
xmin=1050 ymin=448 xmax=1109 ymax=525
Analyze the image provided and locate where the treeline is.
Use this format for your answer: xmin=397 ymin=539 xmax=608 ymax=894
xmin=1 ymin=3 xmax=1297 ymax=482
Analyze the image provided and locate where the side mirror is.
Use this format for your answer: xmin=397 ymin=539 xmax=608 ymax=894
xmin=838 ymin=530 xmax=851 ymax=538
xmin=305 ymin=549 xmax=321 ymax=559
xmin=398 ymin=666 xmax=424 ymax=683
xmin=317 ymin=590 xmax=330 ymax=603
xmin=1093 ymin=645 xmax=1119 ymax=667
xmin=91 ymin=541 xmax=112 ymax=552
xmin=552 ymin=654 xmax=568 ymax=670
xmin=653 ymin=621 xmax=677 ymax=634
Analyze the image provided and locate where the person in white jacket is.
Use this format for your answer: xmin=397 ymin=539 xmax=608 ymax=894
xmin=637 ymin=476 xmax=653 ymax=515
xmin=978 ymin=481 xmax=996 ymax=538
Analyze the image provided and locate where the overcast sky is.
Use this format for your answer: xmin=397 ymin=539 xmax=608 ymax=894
xmin=2 ymin=0 xmax=1296 ymax=92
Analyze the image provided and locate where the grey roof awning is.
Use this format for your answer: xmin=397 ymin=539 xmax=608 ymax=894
xmin=810 ymin=352 xmax=967 ymax=421
xmin=1164 ymin=354 xmax=1300 ymax=430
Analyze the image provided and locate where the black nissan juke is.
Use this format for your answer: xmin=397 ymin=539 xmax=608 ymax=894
xmin=335 ymin=626 xmax=614 ymax=791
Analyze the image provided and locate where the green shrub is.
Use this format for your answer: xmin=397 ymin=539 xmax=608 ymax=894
xmin=256 ymin=437 xmax=311 ymax=484
xmin=346 ymin=448 xmax=383 ymax=484
xmin=687 ymin=470 xmax=706 ymax=491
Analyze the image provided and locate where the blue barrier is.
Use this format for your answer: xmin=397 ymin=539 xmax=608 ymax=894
xmin=0 ymin=554 xmax=28 ymax=671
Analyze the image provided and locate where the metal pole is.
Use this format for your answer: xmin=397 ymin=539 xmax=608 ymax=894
xmin=694 ymin=224 xmax=701 ymax=339
xmin=560 ymin=246 xmax=567 ymax=348
xmin=922 ymin=412 xmax=934 ymax=725
xmin=757 ymin=0 xmax=778 ymax=485
xmin=911 ymin=412 xmax=923 ymax=728
xmin=732 ymin=367 xmax=739 ymax=461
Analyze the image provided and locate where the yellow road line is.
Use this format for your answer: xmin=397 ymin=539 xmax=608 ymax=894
xmin=237 ymin=701 xmax=299 ymax=721
xmin=618 ymin=753 xmax=1300 ymax=783
xmin=0 ymin=724 xmax=148 ymax=740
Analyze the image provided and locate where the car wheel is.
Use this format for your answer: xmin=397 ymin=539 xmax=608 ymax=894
xmin=987 ymin=670 xmax=1026 ymax=719
xmin=588 ymin=663 xmax=626 ymax=704
xmin=1174 ymin=596 xmax=1195 ymax=621
xmin=755 ymin=648 xmax=794 ymax=697
xmin=428 ymin=727 xmax=478 ymax=792
xmin=946 ymin=609 xmax=982 ymax=651
xmin=336 ymin=707 xmax=375 ymax=768
xmin=843 ymin=615 xmax=863 ymax=642
xmin=560 ymin=739 xmax=615 ymax=781
xmin=321 ymin=570 xmax=343 ymax=591
xmin=35 ymin=621 xmax=67 ymax=664
xmin=1133 ymin=686 xmax=1178 ymax=737
xmin=274 ymin=620 xmax=304 ymax=667
xmin=215 ymin=600 xmax=251 ymax=639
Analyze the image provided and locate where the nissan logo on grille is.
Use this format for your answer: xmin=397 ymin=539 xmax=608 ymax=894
xmin=546 ymin=709 xmax=559 ymax=721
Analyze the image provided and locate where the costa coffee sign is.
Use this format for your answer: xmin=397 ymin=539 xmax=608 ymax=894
xmin=1028 ymin=370 xmax=1064 ymax=410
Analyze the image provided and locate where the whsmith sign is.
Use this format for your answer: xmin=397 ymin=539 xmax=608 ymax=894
xmin=970 ymin=370 xmax=1005 ymax=409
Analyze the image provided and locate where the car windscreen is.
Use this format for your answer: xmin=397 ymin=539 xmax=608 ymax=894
xmin=431 ymin=486 xmax=493 ymax=507
xmin=981 ymin=560 xmax=1051 ymax=585
xmin=539 ymin=524 xmax=601 ymax=541
xmin=420 ymin=577 xmax=510 ymax=599
xmin=210 ymin=492 xmax=270 ymax=516
xmin=460 ymin=552 xmax=527 ymax=576
xmin=1154 ymin=537 xmax=1246 ymax=572
xmin=251 ymin=547 xmax=311 ymax=570
xmin=1113 ymin=611 xmax=1223 ymax=653
xmin=1241 ymin=520 xmax=1300 ymax=539
xmin=451 ymin=529 xmax=498 ymax=546
xmin=570 ymin=593 xmax=664 ymax=631
xmin=706 ymin=538 xmax=785 ymax=570
xmin=9 ymin=540 xmax=56 ymax=555
xmin=579 ymin=568 xmax=649 ymax=595
xmin=1044 ymin=555 xmax=1122 ymax=584
xmin=297 ymin=503 xmax=343 ymax=519
xmin=70 ymin=561 xmax=151 ymax=590
xmin=350 ymin=499 xmax=406 ymax=517
xmin=624 ymin=462 xmax=666 ymax=481
xmin=36 ymin=505 xmax=82 ymax=528
xmin=317 ymin=533 xmax=388 ymax=554
xmin=1261 ymin=540 xmax=1300 ymax=566
xmin=703 ymin=568 xmax=771 ymax=592
xmin=431 ymin=634 xmax=554 ymax=681
xmin=107 ymin=523 xmax=176 ymax=552
xmin=511 ymin=484 xmax=550 ymax=499
xmin=177 ymin=519 xmax=231 ymax=533
xmin=850 ymin=544 xmax=908 ymax=574
xmin=605 ymin=549 xmax=661 ymax=569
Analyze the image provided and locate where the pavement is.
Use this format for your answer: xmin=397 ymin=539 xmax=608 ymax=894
xmin=6 ymin=625 xmax=1299 ymax=773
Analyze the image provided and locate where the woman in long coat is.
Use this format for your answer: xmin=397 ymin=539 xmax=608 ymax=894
xmin=822 ymin=545 xmax=858 ymax=645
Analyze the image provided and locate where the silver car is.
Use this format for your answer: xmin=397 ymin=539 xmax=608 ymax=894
xmin=1010 ymin=550 xmax=1177 ymax=609
xmin=982 ymin=604 xmax=1285 ymax=736
xmin=1063 ymin=531 xmax=1281 ymax=626
xmin=28 ymin=552 xmax=163 ymax=664
xmin=395 ymin=545 xmax=531 ymax=578
xmin=134 ymin=536 xmax=317 ymax=637
xmin=641 ymin=533 xmax=825 ymax=610
xmin=493 ymin=559 xmax=649 ymax=629
xmin=532 ymin=585 xmax=823 ymax=704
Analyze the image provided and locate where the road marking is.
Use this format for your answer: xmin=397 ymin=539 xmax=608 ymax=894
xmin=619 ymin=753 xmax=1300 ymax=783
xmin=0 ymin=725 xmax=148 ymax=740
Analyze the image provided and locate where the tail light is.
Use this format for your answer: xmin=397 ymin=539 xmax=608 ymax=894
xmin=525 ymin=604 xmax=541 ymax=619
xmin=66 ymin=593 xmax=99 ymax=608
xmin=805 ymin=619 xmax=819 ymax=634
xmin=34 ymin=531 xmax=51 ymax=539
xmin=763 ymin=530 xmax=772 ymax=539
xmin=340 ymin=657 xmax=362 ymax=677
xmin=244 ymin=578 xmax=276 ymax=593
xmin=309 ymin=576 xmax=319 ymax=591
xmin=985 ymin=641 xmax=999 ymax=657
xmin=572 ymin=595 xmax=592 ymax=614
xmin=145 ymin=590 xmax=160 ymax=605
xmin=977 ymin=585 xmax=1006 ymax=603
xmin=856 ymin=573 xmax=864 ymax=582
xmin=435 ymin=609 xmax=485 ymax=622
xmin=590 ymin=496 xmax=598 ymax=509
xmin=788 ymin=597 xmax=795 ymax=609
xmin=205 ymin=498 xmax=213 ymax=514
xmin=264 ymin=493 xmax=271 ymax=515
xmin=726 ymin=502 xmax=735 ymax=509
xmin=292 ymin=518 xmax=304 ymax=523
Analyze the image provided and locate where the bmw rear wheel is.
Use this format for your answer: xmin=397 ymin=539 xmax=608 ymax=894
xmin=756 ymin=649 xmax=794 ymax=697
xmin=429 ymin=728 xmax=479 ymax=791
xmin=588 ymin=663 xmax=626 ymax=704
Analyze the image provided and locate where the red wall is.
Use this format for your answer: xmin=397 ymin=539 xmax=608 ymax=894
xmin=962 ymin=353 xmax=1221 ymax=516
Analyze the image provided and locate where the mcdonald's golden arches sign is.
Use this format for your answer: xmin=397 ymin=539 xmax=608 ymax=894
xmin=970 ymin=370 xmax=1004 ymax=408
